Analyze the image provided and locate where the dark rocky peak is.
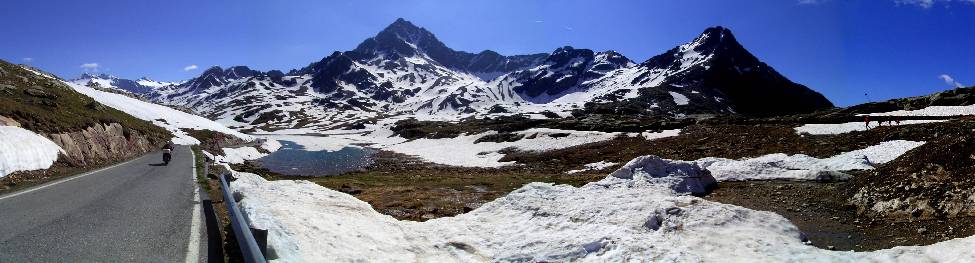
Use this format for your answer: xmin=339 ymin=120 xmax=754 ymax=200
xmin=640 ymin=26 xmax=752 ymax=70
xmin=594 ymin=50 xmax=633 ymax=66
xmin=691 ymin=26 xmax=739 ymax=52
xmin=178 ymin=65 xmax=260 ymax=94
xmin=546 ymin=46 xmax=595 ymax=66
xmin=353 ymin=18 xmax=447 ymax=59
xmin=540 ymin=47 xmax=632 ymax=71
xmin=224 ymin=66 xmax=260 ymax=79
xmin=197 ymin=66 xmax=259 ymax=81
xmin=351 ymin=18 xmax=547 ymax=75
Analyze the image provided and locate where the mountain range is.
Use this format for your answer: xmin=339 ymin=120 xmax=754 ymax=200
xmin=74 ymin=18 xmax=834 ymax=132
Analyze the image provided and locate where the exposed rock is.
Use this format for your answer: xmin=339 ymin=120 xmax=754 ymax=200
xmin=0 ymin=115 xmax=21 ymax=127
xmin=44 ymin=123 xmax=157 ymax=166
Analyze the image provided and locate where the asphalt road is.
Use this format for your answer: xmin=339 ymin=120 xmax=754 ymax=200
xmin=0 ymin=145 xmax=206 ymax=262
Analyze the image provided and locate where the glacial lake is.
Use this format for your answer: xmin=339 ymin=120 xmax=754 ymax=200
xmin=256 ymin=140 xmax=377 ymax=176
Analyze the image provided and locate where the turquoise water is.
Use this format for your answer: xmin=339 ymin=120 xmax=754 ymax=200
xmin=256 ymin=140 xmax=376 ymax=176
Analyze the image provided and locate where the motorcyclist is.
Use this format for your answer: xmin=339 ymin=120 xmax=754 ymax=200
xmin=162 ymin=142 xmax=174 ymax=165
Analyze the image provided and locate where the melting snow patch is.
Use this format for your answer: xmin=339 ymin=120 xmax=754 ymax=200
xmin=258 ymin=134 xmax=360 ymax=152
xmin=694 ymin=140 xmax=925 ymax=181
xmin=866 ymin=105 xmax=975 ymax=117
xmin=669 ymin=91 xmax=689 ymax=105
xmin=214 ymin=147 xmax=266 ymax=164
xmin=565 ymin=161 xmax=618 ymax=174
xmin=795 ymin=120 xmax=946 ymax=135
xmin=227 ymin=155 xmax=975 ymax=262
xmin=637 ymin=129 xmax=681 ymax=140
xmin=383 ymin=128 xmax=618 ymax=167
xmin=0 ymin=126 xmax=64 ymax=177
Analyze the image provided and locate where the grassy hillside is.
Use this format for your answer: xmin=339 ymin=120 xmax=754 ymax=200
xmin=0 ymin=60 xmax=169 ymax=139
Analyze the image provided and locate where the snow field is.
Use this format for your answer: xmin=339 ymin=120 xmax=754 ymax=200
xmin=381 ymin=128 xmax=620 ymax=167
xmin=866 ymin=105 xmax=975 ymax=117
xmin=795 ymin=120 xmax=946 ymax=135
xmin=0 ymin=126 xmax=64 ymax=177
xmin=65 ymin=81 xmax=254 ymax=145
xmin=227 ymin=154 xmax=975 ymax=262
xmin=213 ymin=147 xmax=266 ymax=164
xmin=695 ymin=140 xmax=925 ymax=181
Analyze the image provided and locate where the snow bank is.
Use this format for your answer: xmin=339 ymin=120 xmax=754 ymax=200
xmin=66 ymin=82 xmax=254 ymax=145
xmin=795 ymin=120 xmax=946 ymax=135
xmin=695 ymin=140 xmax=925 ymax=181
xmin=260 ymin=139 xmax=283 ymax=152
xmin=0 ymin=126 xmax=64 ymax=177
xmin=669 ymin=91 xmax=689 ymax=105
xmin=383 ymin=128 xmax=619 ymax=167
xmin=227 ymin=156 xmax=975 ymax=262
xmin=866 ymin=105 xmax=975 ymax=117
xmin=609 ymin=156 xmax=717 ymax=196
xmin=258 ymin=134 xmax=358 ymax=152
xmin=213 ymin=147 xmax=266 ymax=164
xmin=565 ymin=161 xmax=618 ymax=174
xmin=639 ymin=129 xmax=681 ymax=140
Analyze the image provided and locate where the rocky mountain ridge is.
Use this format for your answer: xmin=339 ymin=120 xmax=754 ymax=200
xmin=133 ymin=19 xmax=834 ymax=132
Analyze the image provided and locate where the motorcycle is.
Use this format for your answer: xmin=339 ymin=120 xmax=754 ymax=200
xmin=163 ymin=148 xmax=172 ymax=165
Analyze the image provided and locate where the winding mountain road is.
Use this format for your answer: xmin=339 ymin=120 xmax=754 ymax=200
xmin=0 ymin=146 xmax=206 ymax=262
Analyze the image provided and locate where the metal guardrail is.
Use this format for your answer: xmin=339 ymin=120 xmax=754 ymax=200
xmin=219 ymin=172 xmax=268 ymax=263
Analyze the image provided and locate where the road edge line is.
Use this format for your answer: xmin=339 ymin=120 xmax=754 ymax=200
xmin=0 ymin=152 xmax=148 ymax=201
xmin=185 ymin=148 xmax=203 ymax=263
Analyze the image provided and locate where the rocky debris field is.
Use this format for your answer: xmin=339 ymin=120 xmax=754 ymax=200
xmin=707 ymin=180 xmax=975 ymax=251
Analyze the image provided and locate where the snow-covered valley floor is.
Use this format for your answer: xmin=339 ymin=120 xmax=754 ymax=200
xmin=218 ymin=137 xmax=972 ymax=262
xmin=226 ymin=156 xmax=974 ymax=262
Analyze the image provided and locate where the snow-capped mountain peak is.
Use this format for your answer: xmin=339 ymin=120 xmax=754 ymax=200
xmin=71 ymin=73 xmax=178 ymax=94
xmin=146 ymin=19 xmax=834 ymax=132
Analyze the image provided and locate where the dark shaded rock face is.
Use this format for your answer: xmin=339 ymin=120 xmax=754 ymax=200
xmin=179 ymin=66 xmax=261 ymax=95
xmin=509 ymin=46 xmax=633 ymax=100
xmin=352 ymin=18 xmax=547 ymax=75
xmin=585 ymin=26 xmax=834 ymax=117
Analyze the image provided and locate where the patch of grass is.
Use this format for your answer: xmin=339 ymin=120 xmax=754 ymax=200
xmin=231 ymin=157 xmax=604 ymax=221
xmin=191 ymin=145 xmax=211 ymax=191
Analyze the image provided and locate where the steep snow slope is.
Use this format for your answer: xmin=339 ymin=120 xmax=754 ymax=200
xmin=227 ymin=156 xmax=974 ymax=262
xmin=66 ymin=82 xmax=253 ymax=144
xmin=0 ymin=126 xmax=64 ymax=177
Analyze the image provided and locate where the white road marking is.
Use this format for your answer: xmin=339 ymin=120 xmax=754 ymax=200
xmin=0 ymin=154 xmax=146 ymax=201
xmin=185 ymin=149 xmax=203 ymax=263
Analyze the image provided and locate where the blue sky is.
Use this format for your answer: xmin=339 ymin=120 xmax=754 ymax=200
xmin=1 ymin=0 xmax=972 ymax=106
